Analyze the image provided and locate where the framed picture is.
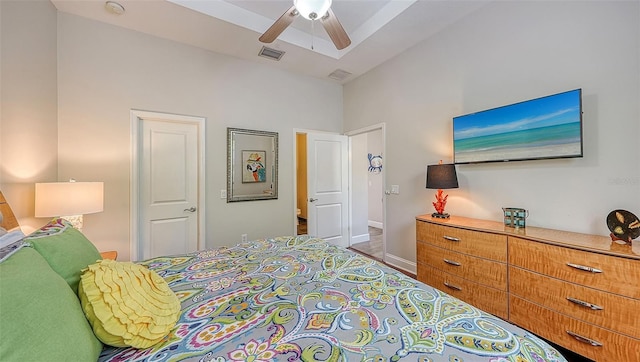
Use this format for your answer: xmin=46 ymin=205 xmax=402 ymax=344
xmin=227 ymin=128 xmax=278 ymax=202
xmin=242 ymin=151 xmax=267 ymax=183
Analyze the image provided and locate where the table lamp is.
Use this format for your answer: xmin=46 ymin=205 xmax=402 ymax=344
xmin=426 ymin=161 xmax=458 ymax=219
xmin=35 ymin=180 xmax=104 ymax=231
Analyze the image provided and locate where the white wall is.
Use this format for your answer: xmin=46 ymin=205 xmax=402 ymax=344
xmin=48 ymin=12 xmax=342 ymax=260
xmin=1 ymin=2 xmax=343 ymax=261
xmin=0 ymin=0 xmax=58 ymax=234
xmin=344 ymin=1 xmax=640 ymax=269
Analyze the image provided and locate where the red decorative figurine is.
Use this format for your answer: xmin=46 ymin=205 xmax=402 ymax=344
xmin=432 ymin=189 xmax=448 ymax=215
xmin=426 ymin=161 xmax=458 ymax=219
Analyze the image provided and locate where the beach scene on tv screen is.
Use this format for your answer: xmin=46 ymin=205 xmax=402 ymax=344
xmin=453 ymin=89 xmax=582 ymax=164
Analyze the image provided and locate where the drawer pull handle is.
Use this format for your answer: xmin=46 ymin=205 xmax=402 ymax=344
xmin=443 ymin=235 xmax=460 ymax=242
xmin=567 ymin=263 xmax=602 ymax=273
xmin=566 ymin=330 xmax=603 ymax=347
xmin=567 ymin=297 xmax=603 ymax=311
xmin=443 ymin=259 xmax=461 ymax=266
xmin=443 ymin=282 xmax=462 ymax=291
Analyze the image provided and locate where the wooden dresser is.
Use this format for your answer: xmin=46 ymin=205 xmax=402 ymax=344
xmin=416 ymin=218 xmax=508 ymax=319
xmin=416 ymin=215 xmax=640 ymax=361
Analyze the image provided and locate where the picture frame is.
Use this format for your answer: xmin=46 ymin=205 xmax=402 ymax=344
xmin=227 ymin=128 xmax=278 ymax=202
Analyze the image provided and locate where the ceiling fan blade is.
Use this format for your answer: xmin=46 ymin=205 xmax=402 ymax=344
xmin=259 ymin=5 xmax=299 ymax=43
xmin=321 ymin=8 xmax=351 ymax=50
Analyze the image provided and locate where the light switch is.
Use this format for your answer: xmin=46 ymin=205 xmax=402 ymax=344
xmin=220 ymin=189 xmax=227 ymax=199
xmin=391 ymin=185 xmax=400 ymax=194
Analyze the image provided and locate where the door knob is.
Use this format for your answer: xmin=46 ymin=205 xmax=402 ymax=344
xmin=184 ymin=207 xmax=197 ymax=212
xmin=309 ymin=198 xmax=318 ymax=202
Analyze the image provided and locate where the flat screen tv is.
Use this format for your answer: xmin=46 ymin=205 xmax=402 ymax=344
xmin=453 ymin=89 xmax=583 ymax=164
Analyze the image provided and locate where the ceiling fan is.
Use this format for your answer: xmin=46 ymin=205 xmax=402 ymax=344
xmin=259 ymin=0 xmax=352 ymax=50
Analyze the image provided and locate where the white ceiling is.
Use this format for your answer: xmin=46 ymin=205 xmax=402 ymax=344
xmin=50 ymin=0 xmax=489 ymax=83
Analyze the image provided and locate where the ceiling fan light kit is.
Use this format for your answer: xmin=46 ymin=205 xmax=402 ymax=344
xmin=294 ymin=0 xmax=332 ymax=20
xmin=259 ymin=0 xmax=351 ymax=50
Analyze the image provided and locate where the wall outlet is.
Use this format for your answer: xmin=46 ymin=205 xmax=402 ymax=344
xmin=241 ymin=234 xmax=247 ymax=242
xmin=220 ymin=189 xmax=227 ymax=199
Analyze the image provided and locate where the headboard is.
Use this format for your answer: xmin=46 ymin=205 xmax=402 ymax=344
xmin=0 ymin=191 xmax=20 ymax=231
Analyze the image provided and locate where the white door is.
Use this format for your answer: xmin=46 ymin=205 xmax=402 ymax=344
xmin=307 ymin=132 xmax=349 ymax=248
xmin=140 ymin=118 xmax=199 ymax=259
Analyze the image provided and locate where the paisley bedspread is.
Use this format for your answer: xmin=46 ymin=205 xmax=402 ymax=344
xmin=99 ymin=236 xmax=567 ymax=362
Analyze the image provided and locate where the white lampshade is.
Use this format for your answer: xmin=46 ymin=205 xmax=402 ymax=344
xmin=35 ymin=181 xmax=104 ymax=217
xmin=294 ymin=0 xmax=332 ymax=20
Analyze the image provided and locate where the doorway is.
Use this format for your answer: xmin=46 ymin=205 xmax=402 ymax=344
xmin=295 ymin=133 xmax=308 ymax=235
xmin=130 ymin=110 xmax=206 ymax=261
xmin=347 ymin=124 xmax=385 ymax=261
xmin=293 ymin=125 xmax=385 ymax=260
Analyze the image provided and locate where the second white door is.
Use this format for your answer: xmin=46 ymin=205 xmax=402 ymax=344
xmin=306 ymin=132 xmax=349 ymax=248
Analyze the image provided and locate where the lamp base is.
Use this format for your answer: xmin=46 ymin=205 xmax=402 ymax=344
xmin=61 ymin=214 xmax=83 ymax=232
xmin=432 ymin=212 xmax=450 ymax=219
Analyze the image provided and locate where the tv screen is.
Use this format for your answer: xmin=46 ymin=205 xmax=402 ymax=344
xmin=453 ymin=89 xmax=583 ymax=164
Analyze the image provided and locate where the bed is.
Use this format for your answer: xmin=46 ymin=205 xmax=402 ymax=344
xmin=0 ymin=193 xmax=567 ymax=362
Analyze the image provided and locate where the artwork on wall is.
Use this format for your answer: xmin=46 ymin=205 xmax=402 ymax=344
xmin=242 ymin=151 xmax=266 ymax=183
xmin=227 ymin=128 xmax=278 ymax=202
xmin=368 ymin=153 xmax=382 ymax=173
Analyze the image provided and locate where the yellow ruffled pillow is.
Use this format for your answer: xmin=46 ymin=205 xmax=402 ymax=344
xmin=78 ymin=259 xmax=180 ymax=348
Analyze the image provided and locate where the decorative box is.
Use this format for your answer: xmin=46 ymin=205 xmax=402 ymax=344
xmin=503 ymin=208 xmax=528 ymax=228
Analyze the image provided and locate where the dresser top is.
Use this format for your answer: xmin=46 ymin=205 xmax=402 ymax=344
xmin=416 ymin=214 xmax=640 ymax=260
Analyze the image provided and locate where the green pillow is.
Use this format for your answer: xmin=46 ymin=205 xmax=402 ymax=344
xmin=27 ymin=218 xmax=102 ymax=294
xmin=0 ymin=247 xmax=103 ymax=361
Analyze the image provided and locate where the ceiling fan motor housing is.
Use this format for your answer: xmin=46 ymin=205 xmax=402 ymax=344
xmin=294 ymin=0 xmax=332 ymax=20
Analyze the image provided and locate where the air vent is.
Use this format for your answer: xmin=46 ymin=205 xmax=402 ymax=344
xmin=258 ymin=46 xmax=285 ymax=61
xmin=328 ymin=69 xmax=352 ymax=81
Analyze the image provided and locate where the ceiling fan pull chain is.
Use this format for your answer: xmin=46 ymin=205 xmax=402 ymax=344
xmin=311 ymin=20 xmax=315 ymax=50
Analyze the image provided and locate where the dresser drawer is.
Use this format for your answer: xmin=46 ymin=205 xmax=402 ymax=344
xmin=509 ymin=237 xmax=640 ymax=299
xmin=418 ymin=241 xmax=507 ymax=291
xmin=510 ymin=267 xmax=639 ymax=338
xmin=417 ymin=263 xmax=508 ymax=319
xmin=417 ymin=221 xmax=507 ymax=262
xmin=510 ymin=296 xmax=640 ymax=361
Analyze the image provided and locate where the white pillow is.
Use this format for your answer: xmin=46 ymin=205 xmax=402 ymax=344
xmin=0 ymin=230 xmax=26 ymax=262
xmin=0 ymin=230 xmax=25 ymax=248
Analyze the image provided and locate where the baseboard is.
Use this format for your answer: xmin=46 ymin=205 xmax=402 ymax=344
xmin=383 ymin=253 xmax=416 ymax=275
xmin=368 ymin=220 xmax=383 ymax=229
xmin=351 ymin=233 xmax=370 ymax=244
